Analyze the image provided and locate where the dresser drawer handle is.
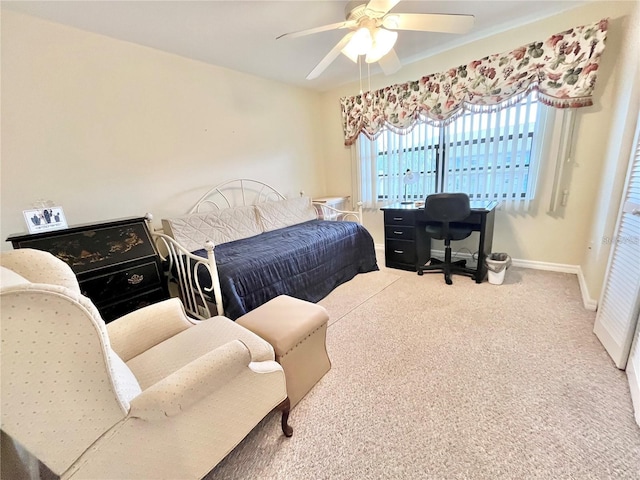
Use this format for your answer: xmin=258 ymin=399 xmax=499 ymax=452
xmin=394 ymin=250 xmax=404 ymax=254
xmin=393 ymin=217 xmax=404 ymax=221
xmin=393 ymin=231 xmax=403 ymax=235
xmin=128 ymin=274 xmax=144 ymax=285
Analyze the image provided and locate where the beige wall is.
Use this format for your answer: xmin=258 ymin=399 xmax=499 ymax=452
xmin=320 ymin=0 xmax=638 ymax=300
xmin=0 ymin=10 xmax=326 ymax=245
xmin=2 ymin=3 xmax=638 ymax=301
xmin=581 ymin=1 xmax=640 ymax=302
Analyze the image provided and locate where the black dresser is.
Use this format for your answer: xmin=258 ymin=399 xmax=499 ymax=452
xmin=6 ymin=216 xmax=168 ymax=322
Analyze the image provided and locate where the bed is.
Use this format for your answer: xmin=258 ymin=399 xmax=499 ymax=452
xmin=152 ymin=179 xmax=378 ymax=320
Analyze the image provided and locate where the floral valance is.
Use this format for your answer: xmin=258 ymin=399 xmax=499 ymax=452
xmin=341 ymin=19 xmax=609 ymax=146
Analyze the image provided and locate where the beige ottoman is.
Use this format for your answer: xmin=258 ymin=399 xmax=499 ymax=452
xmin=236 ymin=295 xmax=331 ymax=408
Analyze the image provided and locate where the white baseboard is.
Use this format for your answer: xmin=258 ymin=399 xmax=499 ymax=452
xmin=576 ymin=268 xmax=598 ymax=311
xmin=510 ymin=258 xmax=579 ymax=274
xmin=375 ymin=244 xmax=598 ymax=311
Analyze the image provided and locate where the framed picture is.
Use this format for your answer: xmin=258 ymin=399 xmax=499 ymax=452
xmin=23 ymin=207 xmax=68 ymax=234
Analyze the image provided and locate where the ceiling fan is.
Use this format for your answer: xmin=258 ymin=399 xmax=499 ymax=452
xmin=277 ymin=0 xmax=475 ymax=80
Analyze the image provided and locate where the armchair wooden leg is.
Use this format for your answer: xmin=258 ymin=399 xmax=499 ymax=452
xmin=277 ymin=397 xmax=293 ymax=437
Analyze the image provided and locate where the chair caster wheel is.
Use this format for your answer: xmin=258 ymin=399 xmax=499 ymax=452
xmin=417 ymin=270 xmax=423 ymax=276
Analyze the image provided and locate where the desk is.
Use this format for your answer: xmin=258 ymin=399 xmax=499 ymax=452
xmin=313 ymin=196 xmax=351 ymax=220
xmin=312 ymin=196 xmax=350 ymax=210
xmin=380 ymin=201 xmax=497 ymax=283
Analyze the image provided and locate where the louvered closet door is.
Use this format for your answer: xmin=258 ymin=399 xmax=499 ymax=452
xmin=626 ymin=312 xmax=640 ymax=426
xmin=593 ymin=119 xmax=640 ymax=369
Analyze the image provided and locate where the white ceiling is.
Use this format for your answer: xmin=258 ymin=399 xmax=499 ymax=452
xmin=3 ymin=0 xmax=588 ymax=92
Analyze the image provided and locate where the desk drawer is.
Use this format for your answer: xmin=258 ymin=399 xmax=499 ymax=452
xmin=80 ymin=260 xmax=162 ymax=302
xmin=384 ymin=210 xmax=416 ymax=226
xmin=385 ymin=226 xmax=415 ymax=240
xmin=385 ymin=239 xmax=416 ymax=265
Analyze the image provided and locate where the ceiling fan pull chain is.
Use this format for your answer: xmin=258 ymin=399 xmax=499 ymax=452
xmin=359 ymin=55 xmax=363 ymax=95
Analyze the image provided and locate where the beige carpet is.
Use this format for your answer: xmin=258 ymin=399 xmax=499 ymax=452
xmin=206 ymin=261 xmax=640 ymax=479
xmin=318 ymin=268 xmax=401 ymax=326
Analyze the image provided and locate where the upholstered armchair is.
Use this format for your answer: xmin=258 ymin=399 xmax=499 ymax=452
xmin=0 ymin=249 xmax=291 ymax=480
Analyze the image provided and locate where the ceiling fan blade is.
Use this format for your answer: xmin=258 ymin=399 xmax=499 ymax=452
xmin=277 ymin=21 xmax=356 ymax=40
xmin=384 ymin=13 xmax=474 ymax=34
xmin=365 ymin=0 xmax=401 ymax=15
xmin=378 ymin=48 xmax=402 ymax=75
xmin=306 ymin=33 xmax=354 ymax=80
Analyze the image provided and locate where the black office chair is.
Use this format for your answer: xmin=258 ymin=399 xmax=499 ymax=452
xmin=417 ymin=193 xmax=476 ymax=285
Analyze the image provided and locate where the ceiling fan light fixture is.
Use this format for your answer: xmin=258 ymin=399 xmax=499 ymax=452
xmin=341 ymin=43 xmax=360 ymax=63
xmin=341 ymin=26 xmax=373 ymax=62
xmin=352 ymin=27 xmax=373 ymax=54
xmin=365 ymin=28 xmax=398 ymax=63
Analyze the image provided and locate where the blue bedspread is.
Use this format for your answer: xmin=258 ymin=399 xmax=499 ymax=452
xmin=192 ymin=220 xmax=378 ymax=320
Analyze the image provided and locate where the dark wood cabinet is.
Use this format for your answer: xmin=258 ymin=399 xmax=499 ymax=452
xmin=6 ymin=216 xmax=168 ymax=322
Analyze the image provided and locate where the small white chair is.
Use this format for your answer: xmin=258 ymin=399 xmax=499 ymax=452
xmin=0 ymin=248 xmax=291 ymax=480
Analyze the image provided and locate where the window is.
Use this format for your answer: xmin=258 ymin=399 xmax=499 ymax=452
xmin=356 ymin=93 xmax=549 ymax=209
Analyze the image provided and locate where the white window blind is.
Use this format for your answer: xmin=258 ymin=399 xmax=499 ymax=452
xmin=355 ymin=93 xmax=552 ymax=211
xmin=442 ymin=94 xmax=540 ymax=208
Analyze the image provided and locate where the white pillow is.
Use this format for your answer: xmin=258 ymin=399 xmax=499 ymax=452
xmin=162 ymin=205 xmax=263 ymax=251
xmin=255 ymin=197 xmax=317 ymax=232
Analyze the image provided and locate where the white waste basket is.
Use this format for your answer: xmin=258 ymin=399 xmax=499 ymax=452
xmin=485 ymin=253 xmax=511 ymax=285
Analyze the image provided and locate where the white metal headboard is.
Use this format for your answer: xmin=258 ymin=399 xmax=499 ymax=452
xmin=188 ymin=178 xmax=287 ymax=214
